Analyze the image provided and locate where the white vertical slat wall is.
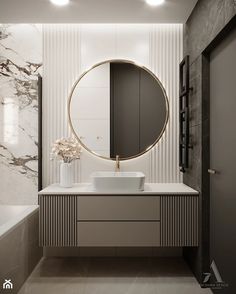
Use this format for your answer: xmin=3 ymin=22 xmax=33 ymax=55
xmin=42 ymin=24 xmax=183 ymax=187
xmin=149 ymin=24 xmax=183 ymax=183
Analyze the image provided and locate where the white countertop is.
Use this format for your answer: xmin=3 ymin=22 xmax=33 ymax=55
xmin=39 ymin=183 xmax=199 ymax=195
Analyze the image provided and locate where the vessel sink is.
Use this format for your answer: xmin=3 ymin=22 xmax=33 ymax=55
xmin=91 ymin=171 xmax=145 ymax=192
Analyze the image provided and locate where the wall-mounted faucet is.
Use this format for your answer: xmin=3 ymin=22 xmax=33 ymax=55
xmin=115 ymin=155 xmax=120 ymax=172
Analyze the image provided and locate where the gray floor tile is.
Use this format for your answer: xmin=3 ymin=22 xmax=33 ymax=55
xmin=18 ymin=257 xmax=212 ymax=294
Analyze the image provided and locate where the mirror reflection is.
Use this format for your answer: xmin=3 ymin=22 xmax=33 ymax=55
xmin=69 ymin=60 xmax=168 ymax=160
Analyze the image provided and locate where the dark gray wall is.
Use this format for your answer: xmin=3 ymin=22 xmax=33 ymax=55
xmin=183 ymin=0 xmax=236 ymax=284
xmin=184 ymin=0 xmax=236 ymax=63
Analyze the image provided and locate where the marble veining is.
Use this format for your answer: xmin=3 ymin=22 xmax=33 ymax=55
xmin=0 ymin=24 xmax=42 ymax=204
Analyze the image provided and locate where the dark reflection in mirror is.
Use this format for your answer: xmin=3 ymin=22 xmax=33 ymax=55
xmin=69 ymin=60 xmax=168 ymax=160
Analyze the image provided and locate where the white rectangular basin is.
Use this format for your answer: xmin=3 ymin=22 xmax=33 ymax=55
xmin=91 ymin=171 xmax=145 ymax=192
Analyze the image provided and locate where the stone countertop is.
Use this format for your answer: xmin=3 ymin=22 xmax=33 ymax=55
xmin=39 ymin=183 xmax=199 ymax=195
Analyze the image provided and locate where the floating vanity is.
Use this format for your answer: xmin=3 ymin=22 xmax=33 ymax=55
xmin=39 ymin=60 xmax=200 ymax=249
xmin=39 ymin=183 xmax=199 ymax=248
xmin=39 ymin=60 xmax=200 ymax=250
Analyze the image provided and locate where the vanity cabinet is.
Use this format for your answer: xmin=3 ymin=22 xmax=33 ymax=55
xmin=39 ymin=184 xmax=199 ymax=247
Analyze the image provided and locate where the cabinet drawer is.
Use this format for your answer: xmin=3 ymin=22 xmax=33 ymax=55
xmin=77 ymin=196 xmax=160 ymax=220
xmin=77 ymin=222 xmax=160 ymax=246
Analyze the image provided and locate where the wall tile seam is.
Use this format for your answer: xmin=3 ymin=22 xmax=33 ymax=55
xmin=189 ymin=122 xmax=202 ymax=129
xmin=188 ymin=55 xmax=202 ymax=67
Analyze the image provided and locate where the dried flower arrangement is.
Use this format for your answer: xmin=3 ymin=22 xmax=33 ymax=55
xmin=51 ymin=137 xmax=82 ymax=163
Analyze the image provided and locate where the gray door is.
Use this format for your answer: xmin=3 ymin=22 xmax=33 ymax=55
xmin=209 ymin=27 xmax=236 ymax=294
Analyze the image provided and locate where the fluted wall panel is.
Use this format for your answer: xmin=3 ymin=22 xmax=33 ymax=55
xmin=42 ymin=24 xmax=183 ymax=186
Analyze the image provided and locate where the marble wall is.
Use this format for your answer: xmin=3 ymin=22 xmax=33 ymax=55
xmin=0 ymin=24 xmax=42 ymax=204
xmin=183 ymin=0 xmax=236 ymax=284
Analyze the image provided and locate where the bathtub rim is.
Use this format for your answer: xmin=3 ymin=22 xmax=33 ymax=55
xmin=0 ymin=205 xmax=39 ymax=240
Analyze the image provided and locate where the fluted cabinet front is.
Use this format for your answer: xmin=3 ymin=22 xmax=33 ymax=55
xmin=39 ymin=195 xmax=77 ymax=246
xmin=160 ymin=196 xmax=199 ymax=246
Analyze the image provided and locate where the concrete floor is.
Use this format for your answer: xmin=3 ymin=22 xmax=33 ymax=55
xmin=19 ymin=257 xmax=212 ymax=294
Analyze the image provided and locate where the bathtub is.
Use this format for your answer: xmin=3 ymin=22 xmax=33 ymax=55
xmin=0 ymin=205 xmax=43 ymax=294
xmin=0 ymin=205 xmax=38 ymax=239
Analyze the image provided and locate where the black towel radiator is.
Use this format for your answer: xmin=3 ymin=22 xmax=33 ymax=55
xmin=179 ymin=55 xmax=192 ymax=173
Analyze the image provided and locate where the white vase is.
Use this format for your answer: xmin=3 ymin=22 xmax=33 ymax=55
xmin=60 ymin=162 xmax=73 ymax=188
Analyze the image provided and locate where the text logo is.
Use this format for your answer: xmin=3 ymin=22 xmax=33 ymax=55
xmin=202 ymin=260 xmax=228 ymax=289
xmin=2 ymin=279 xmax=13 ymax=290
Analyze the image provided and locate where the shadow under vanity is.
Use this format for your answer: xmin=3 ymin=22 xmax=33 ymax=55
xmin=39 ymin=60 xmax=199 ymax=252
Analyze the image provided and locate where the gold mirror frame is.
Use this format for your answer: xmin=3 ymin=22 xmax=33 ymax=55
xmin=68 ymin=59 xmax=169 ymax=161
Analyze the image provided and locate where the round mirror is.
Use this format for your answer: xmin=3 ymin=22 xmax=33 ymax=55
xmin=68 ymin=60 xmax=169 ymax=160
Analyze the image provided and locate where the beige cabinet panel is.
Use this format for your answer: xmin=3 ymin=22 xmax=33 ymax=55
xmin=77 ymin=196 xmax=160 ymax=220
xmin=77 ymin=222 xmax=160 ymax=246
